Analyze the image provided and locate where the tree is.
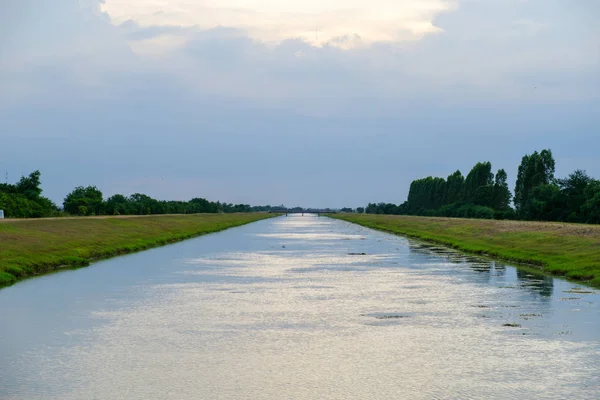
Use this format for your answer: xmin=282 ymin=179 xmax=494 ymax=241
xmin=464 ymin=162 xmax=494 ymax=205
xmin=64 ymin=186 xmax=104 ymax=216
xmin=15 ymin=170 xmax=42 ymax=200
xmin=356 ymin=207 xmax=365 ymax=214
xmin=492 ymin=169 xmax=511 ymax=210
xmin=445 ymin=170 xmax=464 ymax=205
xmin=523 ymin=184 xmax=567 ymax=221
xmin=514 ymin=149 xmax=556 ymax=215
xmin=106 ymin=194 xmax=129 ymax=215
xmin=558 ymin=170 xmax=591 ymax=222
xmin=581 ymin=179 xmax=600 ymax=224
xmin=407 ymin=176 xmax=447 ymax=214
xmin=0 ymin=171 xmax=57 ymax=218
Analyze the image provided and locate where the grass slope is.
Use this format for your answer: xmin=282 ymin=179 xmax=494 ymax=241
xmin=0 ymin=213 xmax=275 ymax=288
xmin=332 ymin=214 xmax=600 ymax=288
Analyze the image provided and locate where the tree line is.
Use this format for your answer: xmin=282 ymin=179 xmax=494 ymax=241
xmin=366 ymin=149 xmax=600 ymax=224
xmin=0 ymin=172 xmax=274 ymax=218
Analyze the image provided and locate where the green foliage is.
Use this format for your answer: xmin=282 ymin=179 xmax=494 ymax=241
xmin=514 ymin=149 xmax=556 ymax=214
xmin=365 ymin=149 xmax=597 ymax=225
xmin=0 ymin=171 xmax=58 ymax=218
xmin=1 ymin=170 xmax=275 ymax=220
xmin=581 ymin=179 xmax=600 ymax=224
xmin=0 ymin=272 xmax=17 ymax=285
xmin=445 ymin=170 xmax=465 ymax=205
xmin=492 ymin=169 xmax=512 ymax=210
xmin=464 ymin=162 xmax=494 ymax=204
xmin=64 ymin=186 xmax=104 ymax=216
xmin=16 ymin=171 xmax=42 ymax=200
xmin=406 ymin=176 xmax=447 ymax=213
xmin=370 ymin=160 xmax=512 ymax=219
xmin=558 ymin=170 xmax=592 ymax=222
xmin=522 ymin=184 xmax=567 ymax=221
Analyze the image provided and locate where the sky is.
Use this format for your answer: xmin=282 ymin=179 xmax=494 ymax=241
xmin=1 ymin=0 xmax=598 ymax=208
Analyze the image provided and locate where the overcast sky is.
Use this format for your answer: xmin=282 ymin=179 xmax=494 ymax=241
xmin=1 ymin=0 xmax=598 ymax=208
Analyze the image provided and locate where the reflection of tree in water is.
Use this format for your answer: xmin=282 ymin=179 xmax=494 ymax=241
xmin=491 ymin=262 xmax=506 ymax=277
xmin=517 ymin=269 xmax=554 ymax=298
xmin=408 ymin=242 xmax=468 ymax=264
xmin=407 ymin=241 xmax=554 ymax=297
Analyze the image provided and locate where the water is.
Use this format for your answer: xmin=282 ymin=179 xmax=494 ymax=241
xmin=1 ymin=215 xmax=599 ymax=399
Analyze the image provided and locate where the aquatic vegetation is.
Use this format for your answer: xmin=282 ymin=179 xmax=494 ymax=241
xmin=332 ymin=214 xmax=600 ymax=288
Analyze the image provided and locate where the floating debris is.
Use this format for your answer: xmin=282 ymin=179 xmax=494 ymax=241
xmin=348 ymin=252 xmax=367 ymax=256
xmin=503 ymin=323 xmax=521 ymax=328
xmin=553 ymin=331 xmax=573 ymax=336
xmin=564 ymin=288 xmax=594 ymax=294
xmin=361 ymin=312 xmax=412 ymax=320
xmin=560 ymin=297 xmax=582 ymax=301
xmin=374 ymin=314 xmax=409 ymax=320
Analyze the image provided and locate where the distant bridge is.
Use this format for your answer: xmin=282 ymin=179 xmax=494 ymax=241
xmin=268 ymin=209 xmax=337 ymax=216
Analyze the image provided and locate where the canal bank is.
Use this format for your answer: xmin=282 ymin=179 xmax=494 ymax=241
xmin=0 ymin=213 xmax=276 ymax=288
xmin=331 ymin=214 xmax=600 ymax=288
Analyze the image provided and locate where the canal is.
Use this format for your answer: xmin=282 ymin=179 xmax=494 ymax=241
xmin=1 ymin=215 xmax=599 ymax=399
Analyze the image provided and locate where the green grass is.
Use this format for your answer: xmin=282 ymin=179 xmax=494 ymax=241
xmin=331 ymin=214 xmax=600 ymax=288
xmin=0 ymin=213 xmax=276 ymax=288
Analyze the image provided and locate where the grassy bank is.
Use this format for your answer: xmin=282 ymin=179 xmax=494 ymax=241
xmin=331 ymin=214 xmax=600 ymax=288
xmin=0 ymin=213 xmax=276 ymax=288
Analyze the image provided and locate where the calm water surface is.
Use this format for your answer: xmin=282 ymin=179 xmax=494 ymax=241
xmin=1 ymin=215 xmax=599 ymax=399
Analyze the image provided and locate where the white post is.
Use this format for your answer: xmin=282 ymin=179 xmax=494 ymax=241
xmin=0 ymin=210 xmax=4 ymax=219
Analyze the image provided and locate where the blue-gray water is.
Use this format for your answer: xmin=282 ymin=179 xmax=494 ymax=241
xmin=1 ymin=215 xmax=599 ymax=399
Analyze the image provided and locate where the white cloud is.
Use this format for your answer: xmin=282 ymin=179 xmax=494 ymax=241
xmin=101 ymin=0 xmax=457 ymax=47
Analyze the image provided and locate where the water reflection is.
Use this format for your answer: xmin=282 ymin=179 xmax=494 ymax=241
xmin=0 ymin=215 xmax=599 ymax=399
xmin=408 ymin=241 xmax=553 ymax=298
xmin=517 ymin=269 xmax=554 ymax=298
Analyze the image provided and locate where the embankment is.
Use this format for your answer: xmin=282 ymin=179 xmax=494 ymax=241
xmin=0 ymin=213 xmax=275 ymax=288
xmin=331 ymin=214 xmax=600 ymax=288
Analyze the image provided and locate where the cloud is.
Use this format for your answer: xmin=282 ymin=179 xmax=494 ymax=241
xmin=0 ymin=0 xmax=598 ymax=206
xmin=102 ymin=0 xmax=458 ymax=47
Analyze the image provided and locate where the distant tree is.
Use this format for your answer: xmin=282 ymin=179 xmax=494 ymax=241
xmin=356 ymin=207 xmax=365 ymax=214
xmin=445 ymin=170 xmax=464 ymax=205
xmin=514 ymin=149 xmax=556 ymax=215
xmin=558 ymin=170 xmax=591 ymax=222
xmin=407 ymin=176 xmax=447 ymax=214
xmin=523 ymin=184 xmax=567 ymax=221
xmin=492 ymin=169 xmax=512 ymax=210
xmin=15 ymin=170 xmax=42 ymax=200
xmin=464 ymin=162 xmax=494 ymax=205
xmin=64 ymin=186 xmax=104 ymax=216
xmin=0 ymin=171 xmax=57 ymax=218
xmin=106 ymin=194 xmax=129 ymax=215
xmin=581 ymin=179 xmax=600 ymax=224
xmin=340 ymin=207 xmax=354 ymax=213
